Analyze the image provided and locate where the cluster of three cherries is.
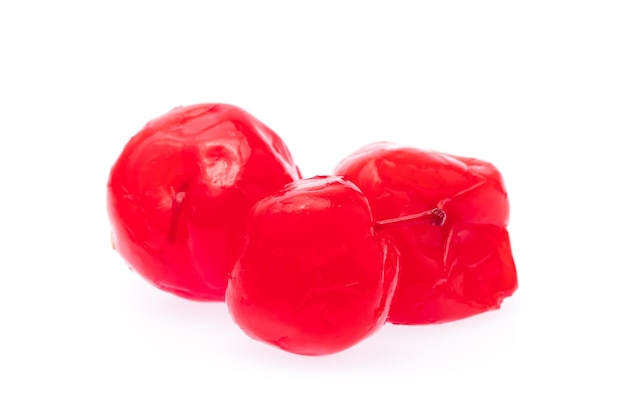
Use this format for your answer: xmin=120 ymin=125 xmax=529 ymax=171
xmin=107 ymin=103 xmax=517 ymax=356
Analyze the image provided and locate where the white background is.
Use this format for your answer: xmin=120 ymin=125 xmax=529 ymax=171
xmin=1 ymin=1 xmax=625 ymax=411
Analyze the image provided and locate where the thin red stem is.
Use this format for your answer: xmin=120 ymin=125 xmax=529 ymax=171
xmin=375 ymin=207 xmax=446 ymax=231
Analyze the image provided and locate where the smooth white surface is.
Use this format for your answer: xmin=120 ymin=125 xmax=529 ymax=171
xmin=1 ymin=1 xmax=624 ymax=411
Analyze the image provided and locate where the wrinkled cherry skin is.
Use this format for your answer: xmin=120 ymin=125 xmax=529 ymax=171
xmin=335 ymin=142 xmax=517 ymax=324
xmin=107 ymin=103 xmax=301 ymax=300
xmin=226 ymin=176 xmax=399 ymax=355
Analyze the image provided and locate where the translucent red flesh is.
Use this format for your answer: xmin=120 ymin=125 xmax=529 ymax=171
xmin=226 ymin=177 xmax=399 ymax=355
xmin=107 ymin=104 xmax=301 ymax=300
xmin=334 ymin=142 xmax=517 ymax=324
xmin=108 ymin=103 xmax=517 ymax=353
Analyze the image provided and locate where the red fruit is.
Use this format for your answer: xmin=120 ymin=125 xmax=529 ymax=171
xmin=226 ymin=176 xmax=399 ymax=355
xmin=335 ymin=142 xmax=517 ymax=324
xmin=107 ymin=104 xmax=301 ymax=300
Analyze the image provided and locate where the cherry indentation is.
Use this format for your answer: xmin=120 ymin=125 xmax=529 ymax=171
xmin=167 ymin=184 xmax=189 ymax=243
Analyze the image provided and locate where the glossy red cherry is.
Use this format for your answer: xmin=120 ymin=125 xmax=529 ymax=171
xmin=335 ymin=142 xmax=517 ymax=324
xmin=226 ymin=176 xmax=399 ymax=355
xmin=107 ymin=103 xmax=301 ymax=300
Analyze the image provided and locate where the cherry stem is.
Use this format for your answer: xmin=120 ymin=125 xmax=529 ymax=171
xmin=167 ymin=186 xmax=188 ymax=243
xmin=375 ymin=207 xmax=446 ymax=231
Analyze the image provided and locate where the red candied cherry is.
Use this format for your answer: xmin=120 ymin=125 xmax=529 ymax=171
xmin=107 ymin=103 xmax=301 ymax=300
xmin=226 ymin=176 xmax=399 ymax=356
xmin=335 ymin=142 xmax=517 ymax=324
